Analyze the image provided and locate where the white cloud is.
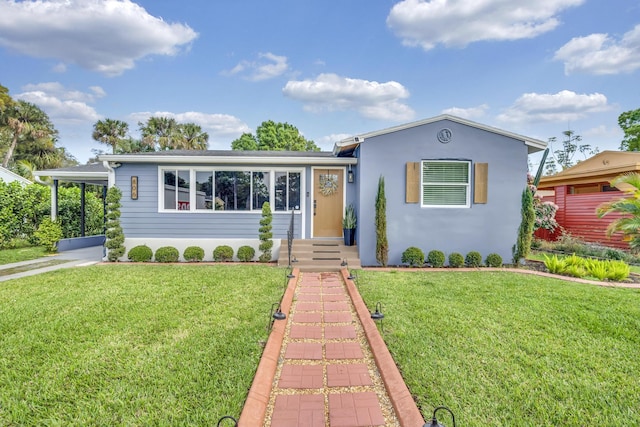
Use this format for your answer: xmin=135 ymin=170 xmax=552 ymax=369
xmin=129 ymin=111 xmax=251 ymax=148
xmin=554 ymin=24 xmax=640 ymax=75
xmin=282 ymin=73 xmax=415 ymax=121
xmin=222 ymin=52 xmax=289 ymax=81
xmin=0 ymin=0 xmax=198 ymax=76
xmin=441 ymin=104 xmax=489 ymax=120
xmin=15 ymin=83 xmax=103 ymax=123
xmin=387 ymin=0 xmax=583 ymax=50
xmin=317 ymin=133 xmax=353 ymax=150
xmin=497 ymin=90 xmax=610 ymax=124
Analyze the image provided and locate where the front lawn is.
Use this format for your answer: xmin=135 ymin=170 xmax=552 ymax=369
xmin=357 ymin=270 xmax=640 ymax=426
xmin=0 ymin=264 xmax=283 ymax=425
xmin=0 ymin=246 xmax=48 ymax=265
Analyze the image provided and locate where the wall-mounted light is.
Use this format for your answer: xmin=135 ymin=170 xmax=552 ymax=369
xmin=347 ymin=165 xmax=354 ymax=183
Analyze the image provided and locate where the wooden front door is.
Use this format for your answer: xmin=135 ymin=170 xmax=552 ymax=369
xmin=313 ymin=168 xmax=344 ymax=237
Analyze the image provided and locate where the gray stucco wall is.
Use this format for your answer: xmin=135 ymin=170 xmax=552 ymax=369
xmin=357 ymin=119 xmax=528 ymax=266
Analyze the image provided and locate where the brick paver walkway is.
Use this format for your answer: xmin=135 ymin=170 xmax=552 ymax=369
xmin=239 ymin=269 xmax=425 ymax=426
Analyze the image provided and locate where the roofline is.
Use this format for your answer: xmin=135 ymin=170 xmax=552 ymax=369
xmin=32 ymin=170 xmax=109 ymax=180
xmin=0 ymin=166 xmax=32 ymax=184
xmin=99 ymin=154 xmax=357 ymax=165
xmin=333 ymin=114 xmax=547 ymax=154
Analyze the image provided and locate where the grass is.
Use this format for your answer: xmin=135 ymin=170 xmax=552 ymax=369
xmin=0 ymin=264 xmax=284 ymax=425
xmin=356 ymin=270 xmax=640 ymax=426
xmin=0 ymin=246 xmax=48 ymax=265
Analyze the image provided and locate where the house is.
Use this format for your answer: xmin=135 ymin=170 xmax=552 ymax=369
xmin=0 ymin=165 xmax=31 ymax=185
xmin=535 ymin=151 xmax=640 ymax=248
xmin=34 ymin=115 xmax=546 ymax=265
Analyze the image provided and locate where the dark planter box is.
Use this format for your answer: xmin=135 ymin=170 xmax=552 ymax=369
xmin=343 ymin=228 xmax=356 ymax=246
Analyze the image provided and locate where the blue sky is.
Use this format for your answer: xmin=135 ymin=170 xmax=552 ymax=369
xmin=1 ymin=0 xmax=639 ymax=171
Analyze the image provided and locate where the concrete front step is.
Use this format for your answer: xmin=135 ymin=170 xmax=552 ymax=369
xmin=278 ymin=239 xmax=361 ymax=271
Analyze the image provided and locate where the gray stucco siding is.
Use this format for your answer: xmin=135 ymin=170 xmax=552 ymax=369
xmin=356 ymin=120 xmax=528 ymax=266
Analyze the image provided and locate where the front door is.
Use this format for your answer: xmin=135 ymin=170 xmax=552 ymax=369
xmin=313 ymin=168 xmax=344 ymax=237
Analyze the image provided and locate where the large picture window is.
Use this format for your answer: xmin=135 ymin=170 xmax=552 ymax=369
xmin=421 ymin=161 xmax=470 ymax=207
xmin=160 ymin=168 xmax=302 ymax=212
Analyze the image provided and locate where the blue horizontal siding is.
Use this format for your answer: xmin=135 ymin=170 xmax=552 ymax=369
xmin=116 ymin=163 xmax=303 ymax=239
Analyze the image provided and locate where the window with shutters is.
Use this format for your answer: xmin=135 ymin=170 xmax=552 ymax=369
xmin=421 ymin=160 xmax=471 ymax=208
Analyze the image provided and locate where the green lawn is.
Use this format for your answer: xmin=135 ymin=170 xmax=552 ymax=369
xmin=357 ymin=270 xmax=640 ymax=426
xmin=0 ymin=264 xmax=283 ymax=426
xmin=0 ymin=246 xmax=48 ymax=265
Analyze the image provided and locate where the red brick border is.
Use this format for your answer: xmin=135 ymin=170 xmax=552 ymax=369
xmin=340 ymin=268 xmax=426 ymax=426
xmin=238 ymin=268 xmax=299 ymax=426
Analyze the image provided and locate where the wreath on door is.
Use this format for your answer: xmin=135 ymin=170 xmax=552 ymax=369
xmin=319 ymin=174 xmax=339 ymax=196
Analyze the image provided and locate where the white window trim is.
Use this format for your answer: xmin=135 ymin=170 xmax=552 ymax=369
xmin=158 ymin=166 xmax=304 ymax=214
xmin=420 ymin=160 xmax=471 ymax=208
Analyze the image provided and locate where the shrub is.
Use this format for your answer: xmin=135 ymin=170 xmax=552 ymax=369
xmin=213 ymin=245 xmax=234 ymax=262
xmin=258 ymin=202 xmax=273 ymax=262
xmin=155 ymin=246 xmax=179 ymax=263
xmin=485 ymin=253 xmax=503 ymax=268
xmin=183 ymin=246 xmax=204 ymax=262
xmin=465 ymin=251 xmax=483 ymax=267
xmin=448 ymin=252 xmax=464 ymax=268
xmin=105 ymin=187 xmax=125 ymax=262
xmin=605 ymin=260 xmax=630 ymax=282
xmin=34 ymin=217 xmax=63 ymax=253
xmin=237 ymin=245 xmax=255 ymax=262
xmin=128 ymin=245 xmax=152 ymax=262
xmin=401 ymin=247 xmax=424 ymax=267
xmin=543 ymin=254 xmax=567 ymax=274
xmin=427 ymin=250 xmax=445 ymax=267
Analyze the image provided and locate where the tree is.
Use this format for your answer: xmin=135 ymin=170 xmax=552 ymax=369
xmin=596 ymin=173 xmax=640 ymax=250
xmin=231 ymin=120 xmax=320 ymax=151
xmin=0 ymin=84 xmax=13 ymax=111
xmin=92 ymin=119 xmax=129 ymax=154
xmin=176 ymin=123 xmax=209 ymax=150
xmin=513 ymin=187 xmax=535 ymax=263
xmin=140 ymin=116 xmax=179 ymax=150
xmin=1 ymin=100 xmax=55 ymax=168
xmin=544 ymin=130 xmax=598 ymax=174
xmin=375 ymin=175 xmax=388 ymax=266
xmin=618 ymin=108 xmax=640 ymax=151
xmin=258 ymin=201 xmax=273 ymax=262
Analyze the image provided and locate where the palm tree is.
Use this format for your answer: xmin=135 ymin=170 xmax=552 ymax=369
xmin=596 ymin=173 xmax=640 ymax=250
xmin=176 ymin=123 xmax=209 ymax=150
xmin=2 ymin=101 xmax=51 ymax=168
xmin=92 ymin=119 xmax=129 ymax=154
xmin=140 ymin=117 xmax=178 ymax=150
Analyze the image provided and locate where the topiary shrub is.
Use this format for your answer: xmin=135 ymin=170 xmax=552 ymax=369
xmin=183 ymin=246 xmax=204 ymax=262
xmin=155 ymin=246 xmax=179 ymax=263
xmin=465 ymin=251 xmax=483 ymax=267
xmin=105 ymin=186 xmax=125 ymax=261
xmin=485 ymin=253 xmax=503 ymax=268
xmin=237 ymin=245 xmax=255 ymax=262
xmin=448 ymin=252 xmax=464 ymax=268
xmin=401 ymin=247 xmax=424 ymax=267
xmin=213 ymin=245 xmax=234 ymax=262
xmin=427 ymin=250 xmax=446 ymax=267
xmin=128 ymin=245 xmax=152 ymax=262
xmin=258 ymin=202 xmax=273 ymax=262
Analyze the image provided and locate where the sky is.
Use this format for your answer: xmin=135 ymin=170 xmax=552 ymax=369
xmin=1 ymin=0 xmax=639 ymax=172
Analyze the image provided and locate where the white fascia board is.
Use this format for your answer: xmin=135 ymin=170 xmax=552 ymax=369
xmin=33 ymin=170 xmax=108 ymax=180
xmin=99 ymin=154 xmax=357 ymax=165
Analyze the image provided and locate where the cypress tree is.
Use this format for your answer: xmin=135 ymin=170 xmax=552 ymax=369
xmin=375 ymin=175 xmax=388 ymax=266
xmin=514 ymin=187 xmax=535 ymax=264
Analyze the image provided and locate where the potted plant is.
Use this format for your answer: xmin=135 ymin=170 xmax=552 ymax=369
xmin=343 ymin=204 xmax=357 ymax=246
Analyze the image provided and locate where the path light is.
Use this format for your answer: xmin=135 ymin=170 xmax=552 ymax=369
xmin=370 ymin=302 xmax=384 ymax=332
xmin=216 ymin=415 xmax=237 ymax=426
xmin=287 ymin=267 xmax=296 ymax=279
xmin=342 ymin=259 xmax=356 ymax=280
xmin=424 ymin=406 xmax=456 ymax=427
xmin=268 ymin=302 xmax=286 ymax=330
xmin=341 ymin=258 xmax=348 ymax=266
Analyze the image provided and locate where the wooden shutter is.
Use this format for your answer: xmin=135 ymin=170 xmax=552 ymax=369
xmin=474 ymin=163 xmax=488 ymax=204
xmin=406 ymin=162 xmax=420 ymax=203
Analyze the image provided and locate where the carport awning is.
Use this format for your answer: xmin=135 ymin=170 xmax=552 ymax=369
xmin=33 ymin=163 xmax=109 ymax=186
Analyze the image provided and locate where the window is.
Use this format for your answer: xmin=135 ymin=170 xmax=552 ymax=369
xmin=275 ymin=172 xmax=301 ymax=211
xmin=421 ymin=161 xmax=470 ymax=207
xmin=160 ymin=168 xmax=302 ymax=212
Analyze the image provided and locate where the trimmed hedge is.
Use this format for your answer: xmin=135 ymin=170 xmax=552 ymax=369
xmin=427 ymin=250 xmax=446 ymax=268
xmin=485 ymin=253 xmax=503 ymax=268
xmin=465 ymin=251 xmax=483 ymax=267
xmin=183 ymin=246 xmax=204 ymax=262
xmin=448 ymin=252 xmax=464 ymax=268
xmin=401 ymin=246 xmax=424 ymax=267
xmin=128 ymin=245 xmax=153 ymax=262
xmin=213 ymin=245 xmax=234 ymax=262
xmin=155 ymin=246 xmax=179 ymax=263
xmin=237 ymin=245 xmax=255 ymax=262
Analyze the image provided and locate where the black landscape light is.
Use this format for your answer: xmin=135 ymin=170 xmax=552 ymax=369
xmin=271 ymin=302 xmax=286 ymax=320
xmin=287 ymin=267 xmax=295 ymax=279
xmin=342 ymin=259 xmax=355 ymax=280
xmin=341 ymin=258 xmax=348 ymax=266
xmin=370 ymin=302 xmax=384 ymax=320
xmin=424 ymin=406 xmax=456 ymax=427
xmin=216 ymin=415 xmax=237 ymax=426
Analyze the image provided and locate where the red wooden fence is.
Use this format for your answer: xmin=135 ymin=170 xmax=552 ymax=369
xmin=534 ymin=188 xmax=631 ymax=249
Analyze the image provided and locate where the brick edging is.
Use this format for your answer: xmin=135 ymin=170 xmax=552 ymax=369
xmin=340 ymin=268 xmax=426 ymax=427
xmin=238 ymin=268 xmax=299 ymax=426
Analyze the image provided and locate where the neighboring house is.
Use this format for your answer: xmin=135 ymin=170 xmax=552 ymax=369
xmin=0 ymin=165 xmax=31 ymax=185
xmin=35 ymin=115 xmax=546 ymax=265
xmin=535 ymin=151 xmax=640 ymax=249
